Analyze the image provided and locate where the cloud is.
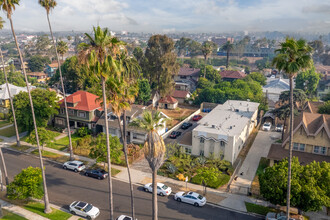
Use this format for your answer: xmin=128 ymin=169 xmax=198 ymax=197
xmin=302 ymin=4 xmax=330 ymax=14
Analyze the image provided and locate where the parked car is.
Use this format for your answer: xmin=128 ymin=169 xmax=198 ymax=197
xmin=170 ymin=131 xmax=182 ymax=139
xmin=192 ymin=115 xmax=203 ymax=121
xmin=116 ymin=215 xmax=135 ymax=220
xmin=181 ymin=122 xmax=192 ymax=130
xmin=262 ymin=122 xmax=272 ymax=131
xmin=174 ymin=191 xmax=206 ymax=207
xmin=63 ymin=161 xmax=85 ymax=172
xmin=84 ymin=169 xmax=108 ymax=180
xmin=265 ymin=212 xmax=299 ymax=220
xmin=143 ymin=182 xmax=172 ymax=196
xmin=275 ymin=124 xmax=283 ymax=132
xmin=69 ymin=201 xmax=100 ymax=219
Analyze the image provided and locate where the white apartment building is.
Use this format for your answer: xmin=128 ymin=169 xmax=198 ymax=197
xmin=190 ymin=100 xmax=259 ymax=164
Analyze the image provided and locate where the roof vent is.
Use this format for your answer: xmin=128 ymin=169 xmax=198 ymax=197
xmin=235 ymin=109 xmax=239 ymax=112
xmin=212 ymin=125 xmax=216 ymax=128
xmin=229 ymin=126 xmax=232 ymax=129
xmin=204 ymin=122 xmax=209 ymax=126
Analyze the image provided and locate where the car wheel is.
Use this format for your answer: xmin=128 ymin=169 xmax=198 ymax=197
xmin=144 ymin=188 xmax=149 ymax=192
xmin=85 ymin=173 xmax=89 ymax=176
xmin=177 ymin=198 xmax=181 ymax=202
xmin=74 ymin=169 xmax=78 ymax=173
xmin=70 ymin=211 xmax=76 ymax=215
xmin=63 ymin=166 xmax=67 ymax=170
xmin=98 ymin=176 xmax=101 ymax=180
xmin=194 ymin=203 xmax=199 ymax=207
xmin=87 ymin=216 xmax=92 ymax=220
xmin=159 ymin=192 xmax=164 ymax=196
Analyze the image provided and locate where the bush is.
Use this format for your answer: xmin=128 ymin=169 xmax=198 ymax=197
xmin=0 ymin=112 xmax=5 ymax=120
xmin=76 ymin=127 xmax=91 ymax=137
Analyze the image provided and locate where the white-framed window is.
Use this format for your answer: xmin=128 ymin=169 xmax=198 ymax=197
xmin=185 ymin=148 xmax=192 ymax=154
xmin=56 ymin=118 xmax=63 ymax=125
xmin=314 ymin=146 xmax=327 ymax=155
xmin=220 ymin=141 xmax=225 ymax=146
xmin=293 ymin=143 xmax=305 ymax=152
xmin=69 ymin=109 xmax=75 ymax=116
xmin=199 ymin=150 xmax=204 ymax=156
xmin=79 ymin=111 xmax=86 ymax=118
xmin=209 ymin=141 xmax=215 ymax=154
xmin=200 ymin=138 xmax=205 ymax=143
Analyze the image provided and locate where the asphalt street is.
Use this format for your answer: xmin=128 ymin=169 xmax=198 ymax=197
xmin=2 ymin=148 xmax=262 ymax=220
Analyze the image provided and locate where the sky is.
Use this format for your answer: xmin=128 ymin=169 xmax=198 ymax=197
xmin=1 ymin=0 xmax=329 ymax=33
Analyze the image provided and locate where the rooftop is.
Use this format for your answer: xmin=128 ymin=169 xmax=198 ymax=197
xmin=178 ymin=67 xmax=200 ymax=77
xmin=172 ymin=90 xmax=189 ymax=99
xmin=0 ymin=83 xmax=29 ymax=100
xmin=219 ymin=70 xmax=246 ymax=79
xmin=159 ymin=96 xmax=178 ymax=104
xmin=263 ymin=78 xmax=290 ymax=90
xmin=26 ymin=72 xmax=47 ymax=76
xmin=59 ymin=90 xmax=102 ymax=112
xmin=194 ymin=100 xmax=259 ymax=137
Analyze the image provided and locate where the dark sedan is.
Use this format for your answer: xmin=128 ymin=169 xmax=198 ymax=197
xmin=181 ymin=122 xmax=192 ymax=130
xmin=170 ymin=131 xmax=182 ymax=139
xmin=84 ymin=169 xmax=108 ymax=180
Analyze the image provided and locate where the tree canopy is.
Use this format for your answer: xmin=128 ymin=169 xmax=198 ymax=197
xmin=200 ymin=65 xmax=221 ymax=84
xmin=27 ymin=55 xmax=51 ymax=72
xmin=244 ymin=72 xmax=267 ymax=86
xmin=259 ymin=157 xmax=330 ymax=212
xmin=136 ymin=78 xmax=151 ymax=104
xmin=9 ymin=88 xmax=59 ymax=132
xmin=318 ymin=101 xmax=330 ymax=115
xmin=295 ymin=65 xmax=320 ymax=96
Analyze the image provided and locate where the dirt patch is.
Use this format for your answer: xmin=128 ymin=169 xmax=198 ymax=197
xmin=162 ymin=107 xmax=198 ymax=129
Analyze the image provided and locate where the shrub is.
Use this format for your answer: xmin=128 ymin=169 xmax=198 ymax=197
xmin=76 ymin=127 xmax=91 ymax=137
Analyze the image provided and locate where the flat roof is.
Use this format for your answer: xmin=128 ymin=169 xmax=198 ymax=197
xmin=194 ymin=100 xmax=259 ymax=137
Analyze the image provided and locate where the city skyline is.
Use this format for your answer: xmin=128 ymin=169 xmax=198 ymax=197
xmin=0 ymin=0 xmax=329 ymax=33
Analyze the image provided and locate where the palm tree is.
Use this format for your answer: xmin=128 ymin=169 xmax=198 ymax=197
xmin=0 ymin=16 xmax=20 ymax=149
xmin=78 ymin=26 xmax=121 ymax=220
xmin=131 ymin=111 xmax=166 ymax=220
xmin=57 ymin=40 xmax=68 ymax=61
xmin=0 ymin=0 xmax=51 ymax=213
xmin=38 ymin=0 xmax=74 ymax=161
xmin=201 ymin=41 xmax=213 ymax=78
xmin=272 ymin=37 xmax=313 ymax=219
xmin=222 ymin=41 xmax=234 ymax=69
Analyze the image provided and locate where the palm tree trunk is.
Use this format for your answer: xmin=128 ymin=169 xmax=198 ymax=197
xmin=9 ymin=17 xmax=51 ymax=214
xmin=0 ymin=147 xmax=9 ymax=186
xmin=203 ymin=57 xmax=207 ymax=78
xmin=117 ymin=111 xmax=135 ymax=219
xmin=286 ymin=76 xmax=294 ymax=219
xmin=152 ymin=168 xmax=158 ymax=220
xmin=46 ymin=12 xmax=74 ymax=161
xmin=101 ymin=77 xmax=114 ymax=220
xmin=0 ymin=48 xmax=20 ymax=147
xmin=226 ymin=50 xmax=229 ymax=69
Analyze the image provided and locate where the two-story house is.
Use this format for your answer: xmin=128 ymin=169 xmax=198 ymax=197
xmin=219 ymin=70 xmax=246 ymax=82
xmin=267 ymin=111 xmax=330 ymax=165
xmin=45 ymin=62 xmax=59 ymax=77
xmin=96 ymin=105 xmax=168 ymax=144
xmin=0 ymin=83 xmax=29 ymax=115
xmin=54 ymin=91 xmax=103 ymax=132
xmin=174 ymin=67 xmax=200 ymax=92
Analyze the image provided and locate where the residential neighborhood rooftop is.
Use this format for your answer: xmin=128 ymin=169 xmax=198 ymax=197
xmin=0 ymin=83 xmax=29 ymax=100
xmin=159 ymin=96 xmax=178 ymax=104
xmin=219 ymin=70 xmax=246 ymax=79
xmin=60 ymin=90 xmax=102 ymax=111
xmin=178 ymin=67 xmax=201 ymax=76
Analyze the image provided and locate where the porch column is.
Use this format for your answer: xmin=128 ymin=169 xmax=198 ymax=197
xmin=74 ymin=121 xmax=77 ymax=128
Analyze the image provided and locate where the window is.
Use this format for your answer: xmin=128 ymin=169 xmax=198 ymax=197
xmin=209 ymin=141 xmax=214 ymax=154
xmin=79 ymin=112 xmax=86 ymax=118
xmin=199 ymin=150 xmax=204 ymax=156
xmin=314 ymin=146 xmax=327 ymax=155
xmin=185 ymin=148 xmax=191 ymax=154
xmin=220 ymin=141 xmax=225 ymax=146
xmin=69 ymin=109 xmax=75 ymax=116
xmin=60 ymin=108 xmax=64 ymax=114
xmin=200 ymin=138 xmax=205 ymax=143
xmin=293 ymin=143 xmax=305 ymax=151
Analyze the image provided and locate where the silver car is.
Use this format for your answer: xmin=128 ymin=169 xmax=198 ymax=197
xmin=69 ymin=201 xmax=100 ymax=219
xmin=63 ymin=161 xmax=85 ymax=172
xmin=174 ymin=191 xmax=206 ymax=207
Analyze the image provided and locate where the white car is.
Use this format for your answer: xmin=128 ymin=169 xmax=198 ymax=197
xmin=262 ymin=122 xmax=272 ymax=131
xmin=116 ymin=215 xmax=135 ymax=220
xmin=174 ymin=191 xmax=206 ymax=207
xmin=69 ymin=201 xmax=100 ymax=219
xmin=143 ymin=183 xmax=172 ymax=196
xmin=266 ymin=212 xmax=297 ymax=220
xmin=63 ymin=161 xmax=85 ymax=172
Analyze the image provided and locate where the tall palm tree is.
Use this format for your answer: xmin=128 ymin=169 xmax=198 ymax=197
xmin=201 ymin=41 xmax=213 ymax=78
xmin=131 ymin=111 xmax=166 ymax=220
xmin=272 ymin=37 xmax=312 ymax=219
xmin=0 ymin=16 xmax=20 ymax=149
xmin=78 ymin=26 xmax=121 ymax=220
xmin=38 ymin=0 xmax=74 ymax=160
xmin=222 ymin=41 xmax=234 ymax=69
xmin=0 ymin=0 xmax=51 ymax=213
xmin=57 ymin=40 xmax=68 ymax=61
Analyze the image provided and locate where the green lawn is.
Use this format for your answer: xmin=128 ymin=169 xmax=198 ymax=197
xmin=245 ymin=202 xmax=273 ymax=216
xmin=47 ymin=133 xmax=80 ymax=151
xmin=0 ymin=126 xmax=24 ymax=137
xmin=22 ymin=130 xmax=61 ymax=144
xmin=0 ymin=121 xmax=11 ymax=128
xmin=31 ymin=150 xmax=70 ymax=163
xmin=0 ymin=209 xmax=27 ymax=220
xmin=0 ymin=138 xmax=3 ymax=142
xmin=24 ymin=202 xmax=72 ymax=220
xmin=10 ymin=144 xmax=31 ymax=152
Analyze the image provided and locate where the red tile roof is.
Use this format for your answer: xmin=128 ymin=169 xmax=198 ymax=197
xmin=159 ymin=96 xmax=178 ymax=104
xmin=178 ymin=67 xmax=201 ymax=76
xmin=219 ymin=70 xmax=246 ymax=79
xmin=172 ymin=90 xmax=189 ymax=99
xmin=59 ymin=91 xmax=102 ymax=111
xmin=27 ymin=72 xmax=47 ymax=77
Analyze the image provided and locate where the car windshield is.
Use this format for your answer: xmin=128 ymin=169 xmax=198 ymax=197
xmin=99 ymin=170 xmax=106 ymax=174
xmin=84 ymin=204 xmax=93 ymax=212
xmin=197 ymin=195 xmax=203 ymax=200
xmin=182 ymin=192 xmax=187 ymax=196
xmin=162 ymin=185 xmax=168 ymax=190
xmin=264 ymin=123 xmax=270 ymax=127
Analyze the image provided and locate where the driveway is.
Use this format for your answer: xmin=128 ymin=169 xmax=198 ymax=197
xmin=231 ymin=130 xmax=281 ymax=194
